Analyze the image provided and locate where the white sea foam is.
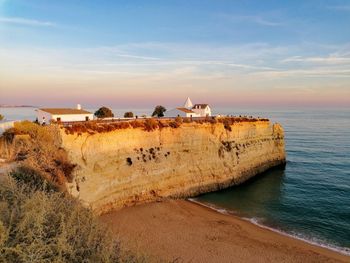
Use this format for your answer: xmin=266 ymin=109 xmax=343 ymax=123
xmin=188 ymin=198 xmax=350 ymax=256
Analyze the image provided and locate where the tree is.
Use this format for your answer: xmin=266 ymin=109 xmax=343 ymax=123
xmin=124 ymin=112 xmax=134 ymax=118
xmin=152 ymin=105 xmax=166 ymax=117
xmin=0 ymin=114 xmax=4 ymax=121
xmin=94 ymin=107 xmax=114 ymax=118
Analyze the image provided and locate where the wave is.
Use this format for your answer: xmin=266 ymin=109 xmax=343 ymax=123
xmin=188 ymin=198 xmax=350 ymax=256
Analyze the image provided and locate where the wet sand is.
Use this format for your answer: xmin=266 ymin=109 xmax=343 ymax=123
xmin=100 ymin=200 xmax=349 ymax=263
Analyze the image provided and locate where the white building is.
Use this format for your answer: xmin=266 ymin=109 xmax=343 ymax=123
xmin=164 ymin=107 xmax=199 ymax=118
xmin=36 ymin=105 xmax=94 ymax=124
xmin=165 ymin=97 xmax=212 ymax=118
xmin=192 ymin=104 xmax=211 ymax=117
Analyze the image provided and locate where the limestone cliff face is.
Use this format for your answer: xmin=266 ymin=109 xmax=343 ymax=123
xmin=61 ymin=121 xmax=286 ymax=214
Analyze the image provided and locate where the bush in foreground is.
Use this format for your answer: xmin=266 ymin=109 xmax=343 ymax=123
xmin=9 ymin=165 xmax=59 ymax=192
xmin=0 ymin=174 xmax=120 ymax=263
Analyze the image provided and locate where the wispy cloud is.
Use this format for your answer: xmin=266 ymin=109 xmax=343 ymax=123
xmin=218 ymin=14 xmax=283 ymax=27
xmin=327 ymin=5 xmax=350 ymax=11
xmin=245 ymin=15 xmax=282 ymax=26
xmin=114 ymin=53 xmax=161 ymax=60
xmin=0 ymin=16 xmax=55 ymax=27
xmin=282 ymin=56 xmax=350 ymax=64
xmin=253 ymin=68 xmax=350 ymax=79
xmin=1 ymin=42 xmax=350 ymax=86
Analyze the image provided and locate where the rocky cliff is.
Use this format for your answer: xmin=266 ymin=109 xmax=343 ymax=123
xmin=61 ymin=120 xmax=286 ymax=214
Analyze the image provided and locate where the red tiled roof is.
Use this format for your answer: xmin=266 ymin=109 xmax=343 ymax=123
xmin=176 ymin=107 xmax=195 ymax=113
xmin=39 ymin=108 xmax=92 ymax=115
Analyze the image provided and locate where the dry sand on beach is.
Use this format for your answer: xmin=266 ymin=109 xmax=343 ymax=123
xmin=100 ymin=200 xmax=349 ymax=263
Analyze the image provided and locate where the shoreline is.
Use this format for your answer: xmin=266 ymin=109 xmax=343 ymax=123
xmin=188 ymin=198 xmax=350 ymax=257
xmin=100 ymin=200 xmax=349 ymax=262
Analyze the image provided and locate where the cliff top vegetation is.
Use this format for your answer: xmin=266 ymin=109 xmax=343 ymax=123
xmin=63 ymin=116 xmax=269 ymax=135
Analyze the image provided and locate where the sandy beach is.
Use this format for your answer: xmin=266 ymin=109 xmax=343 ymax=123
xmin=100 ymin=200 xmax=349 ymax=263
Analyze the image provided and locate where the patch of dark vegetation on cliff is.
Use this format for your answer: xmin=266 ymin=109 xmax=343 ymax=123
xmin=223 ymin=119 xmax=233 ymax=131
xmin=9 ymin=165 xmax=59 ymax=192
xmin=221 ymin=141 xmax=234 ymax=152
xmin=144 ymin=119 xmax=158 ymax=131
xmin=218 ymin=141 xmax=240 ymax=160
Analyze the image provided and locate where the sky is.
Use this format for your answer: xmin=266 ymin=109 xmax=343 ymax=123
xmin=0 ymin=0 xmax=349 ymax=108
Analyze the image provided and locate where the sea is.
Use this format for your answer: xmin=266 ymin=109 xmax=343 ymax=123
xmin=1 ymin=106 xmax=349 ymax=254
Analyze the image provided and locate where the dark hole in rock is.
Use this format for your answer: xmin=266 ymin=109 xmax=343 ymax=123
xmin=126 ymin=157 xmax=133 ymax=166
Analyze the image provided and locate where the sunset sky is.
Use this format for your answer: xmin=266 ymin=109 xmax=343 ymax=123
xmin=0 ymin=0 xmax=349 ymax=108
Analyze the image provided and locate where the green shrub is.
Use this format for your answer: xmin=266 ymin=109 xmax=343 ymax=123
xmin=151 ymin=105 xmax=166 ymax=117
xmin=94 ymin=107 xmax=114 ymax=118
xmin=9 ymin=165 xmax=59 ymax=192
xmin=124 ymin=112 xmax=134 ymax=118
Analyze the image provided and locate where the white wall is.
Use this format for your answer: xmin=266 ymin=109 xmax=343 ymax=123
xmin=164 ymin=109 xmax=199 ymax=118
xmin=37 ymin=110 xmax=94 ymax=124
xmin=52 ymin=114 xmax=94 ymax=122
xmin=37 ymin=110 xmax=52 ymax=124
xmin=192 ymin=106 xmax=211 ymax=117
xmin=0 ymin=121 xmax=15 ymax=135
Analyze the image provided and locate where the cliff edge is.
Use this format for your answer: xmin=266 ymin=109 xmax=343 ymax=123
xmin=61 ymin=119 xmax=286 ymax=214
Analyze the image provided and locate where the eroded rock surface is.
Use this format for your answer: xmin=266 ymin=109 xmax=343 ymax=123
xmin=61 ymin=121 xmax=286 ymax=214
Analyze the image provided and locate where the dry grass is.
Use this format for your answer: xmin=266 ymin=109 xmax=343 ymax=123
xmin=62 ymin=116 xmax=269 ymax=135
xmin=1 ymin=121 xmax=76 ymax=189
xmin=217 ymin=117 xmax=269 ymax=131
xmin=0 ymin=174 xmax=120 ymax=263
xmin=144 ymin=119 xmax=159 ymax=131
xmin=0 ymin=170 xmax=150 ymax=263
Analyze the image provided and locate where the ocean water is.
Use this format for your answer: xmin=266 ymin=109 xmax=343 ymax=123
xmin=1 ymin=107 xmax=349 ymax=253
xmin=195 ymin=108 xmax=350 ymax=254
